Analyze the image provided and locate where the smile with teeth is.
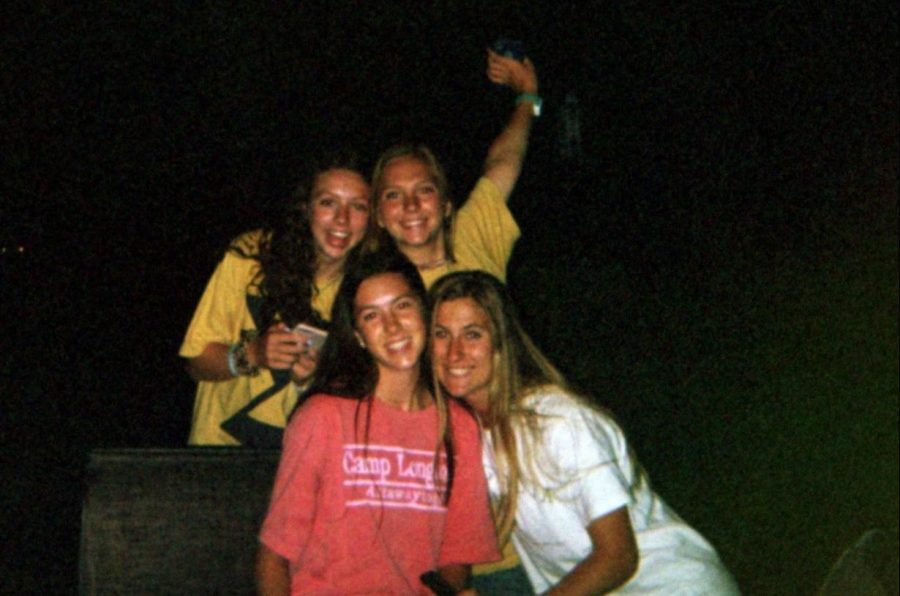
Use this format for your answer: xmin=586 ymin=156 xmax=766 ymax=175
xmin=385 ymin=337 xmax=411 ymax=352
xmin=326 ymin=229 xmax=351 ymax=246
xmin=444 ymin=367 xmax=471 ymax=377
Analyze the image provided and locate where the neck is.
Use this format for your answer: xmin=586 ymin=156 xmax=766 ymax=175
xmin=403 ymin=244 xmax=448 ymax=271
xmin=314 ymin=258 xmax=344 ymax=287
xmin=374 ymin=368 xmax=431 ymax=411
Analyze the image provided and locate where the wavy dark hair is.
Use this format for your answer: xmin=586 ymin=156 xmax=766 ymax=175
xmin=231 ymin=151 xmax=372 ymax=330
xmin=303 ymin=244 xmax=455 ymax=502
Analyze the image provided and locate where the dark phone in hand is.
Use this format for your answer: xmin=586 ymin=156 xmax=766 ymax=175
xmin=492 ymin=38 xmax=525 ymax=61
xmin=420 ymin=570 xmax=458 ymax=596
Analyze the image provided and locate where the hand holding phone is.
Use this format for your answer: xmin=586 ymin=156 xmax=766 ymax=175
xmin=420 ymin=570 xmax=458 ymax=596
xmin=492 ymin=38 xmax=525 ymax=61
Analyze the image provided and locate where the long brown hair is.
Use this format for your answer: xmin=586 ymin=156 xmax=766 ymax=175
xmin=304 ymin=245 xmax=455 ymax=502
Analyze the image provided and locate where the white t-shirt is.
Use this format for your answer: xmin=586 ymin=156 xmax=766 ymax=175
xmin=482 ymin=387 xmax=739 ymax=594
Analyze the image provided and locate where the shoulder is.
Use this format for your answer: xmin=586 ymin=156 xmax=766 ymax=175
xmin=523 ymin=385 xmax=584 ymax=417
xmin=289 ymin=393 xmax=352 ymax=427
xmin=461 ymin=177 xmax=503 ymax=208
xmin=525 ymin=386 xmax=625 ymax=450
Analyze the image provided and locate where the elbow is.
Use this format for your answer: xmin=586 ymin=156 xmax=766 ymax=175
xmin=184 ymin=358 xmax=204 ymax=382
xmin=619 ymin=549 xmax=639 ymax=586
xmin=601 ymin=542 xmax=639 ymax=592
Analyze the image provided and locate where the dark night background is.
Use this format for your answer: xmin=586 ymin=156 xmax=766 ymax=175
xmin=2 ymin=2 xmax=897 ymax=594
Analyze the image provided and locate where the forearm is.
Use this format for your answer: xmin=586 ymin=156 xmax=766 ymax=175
xmin=256 ymin=545 xmax=291 ymax=596
xmin=543 ymin=549 xmax=637 ymax=596
xmin=544 ymin=508 xmax=638 ymax=595
xmin=482 ymin=102 xmax=535 ymax=193
xmin=482 ymin=51 xmax=539 ymax=197
xmin=185 ymin=343 xmax=235 ymax=381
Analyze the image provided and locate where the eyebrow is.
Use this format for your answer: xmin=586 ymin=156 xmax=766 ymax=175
xmin=354 ymin=291 xmax=419 ymax=313
xmin=434 ymin=322 xmax=488 ymax=331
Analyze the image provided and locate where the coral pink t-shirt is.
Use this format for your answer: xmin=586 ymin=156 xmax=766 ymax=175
xmin=260 ymin=394 xmax=500 ymax=594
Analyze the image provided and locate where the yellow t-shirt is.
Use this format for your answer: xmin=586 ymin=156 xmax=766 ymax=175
xmin=179 ymin=230 xmax=340 ymax=445
xmin=418 ymin=176 xmax=521 ymax=289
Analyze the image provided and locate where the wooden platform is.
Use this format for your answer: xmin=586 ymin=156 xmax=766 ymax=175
xmin=79 ymin=448 xmax=280 ymax=595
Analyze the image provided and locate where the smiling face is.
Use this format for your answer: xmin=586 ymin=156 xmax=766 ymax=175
xmin=354 ymin=272 xmax=426 ymax=375
xmin=432 ymin=297 xmax=495 ymax=416
xmin=308 ymin=168 xmax=371 ymax=267
xmin=375 ymin=156 xmax=451 ymax=254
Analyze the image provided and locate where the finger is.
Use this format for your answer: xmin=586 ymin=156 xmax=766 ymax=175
xmin=267 ymin=322 xmax=290 ymax=334
xmin=486 ymin=67 xmax=508 ymax=82
xmin=266 ymin=344 xmax=301 ymax=367
xmin=291 ymin=357 xmax=319 ymax=383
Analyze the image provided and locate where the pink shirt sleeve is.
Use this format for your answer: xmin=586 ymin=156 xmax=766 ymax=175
xmin=258 ymin=397 xmax=333 ymax=561
xmin=438 ymin=402 xmax=501 ymax=567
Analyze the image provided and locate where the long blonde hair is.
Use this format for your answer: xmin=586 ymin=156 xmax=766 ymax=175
xmin=428 ymin=271 xmax=571 ymax=543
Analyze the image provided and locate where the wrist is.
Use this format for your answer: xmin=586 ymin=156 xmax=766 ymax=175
xmin=228 ymin=330 xmax=260 ymax=377
xmin=516 ymin=92 xmax=542 ymax=117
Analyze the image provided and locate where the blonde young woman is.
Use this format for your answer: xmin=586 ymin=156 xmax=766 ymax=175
xmin=372 ymin=48 xmax=540 ymax=289
xmin=429 ymin=271 xmax=740 ymax=595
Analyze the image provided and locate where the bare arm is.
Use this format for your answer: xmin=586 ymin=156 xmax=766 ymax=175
xmin=255 ymin=544 xmax=291 ymax=596
xmin=482 ymin=48 xmax=540 ymax=200
xmin=544 ymin=507 xmax=639 ymax=595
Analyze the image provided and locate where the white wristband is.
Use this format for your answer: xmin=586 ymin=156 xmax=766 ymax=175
xmin=226 ymin=343 xmax=240 ymax=377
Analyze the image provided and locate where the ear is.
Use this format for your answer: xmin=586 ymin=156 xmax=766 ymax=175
xmin=375 ymin=208 xmax=386 ymax=229
xmin=442 ymin=199 xmax=453 ymax=218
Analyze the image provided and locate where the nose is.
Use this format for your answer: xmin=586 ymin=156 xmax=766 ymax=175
xmin=447 ymin=336 xmax=464 ymax=362
xmin=335 ymin=203 xmax=350 ymax=224
xmin=384 ymin=311 xmax=401 ymax=333
xmin=402 ymin=193 xmax=420 ymax=212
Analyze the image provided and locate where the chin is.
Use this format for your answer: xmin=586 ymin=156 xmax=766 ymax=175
xmin=442 ymin=383 xmax=470 ymax=399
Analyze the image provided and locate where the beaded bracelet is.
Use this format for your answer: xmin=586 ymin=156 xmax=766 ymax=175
xmin=228 ymin=330 xmax=260 ymax=377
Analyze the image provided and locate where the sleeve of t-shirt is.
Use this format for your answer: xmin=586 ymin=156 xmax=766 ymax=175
xmin=179 ymin=249 xmax=255 ymax=357
xmin=438 ymin=404 xmax=502 ymax=567
xmin=258 ymin=397 xmax=332 ymax=561
xmin=542 ymin=396 xmax=632 ymax=527
xmin=452 ymin=177 xmax=521 ymax=281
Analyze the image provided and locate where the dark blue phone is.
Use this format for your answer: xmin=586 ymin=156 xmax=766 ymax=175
xmin=420 ymin=570 xmax=458 ymax=595
xmin=492 ymin=38 xmax=525 ymax=61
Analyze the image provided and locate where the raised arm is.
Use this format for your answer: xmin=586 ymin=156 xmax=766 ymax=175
xmin=482 ymin=48 xmax=540 ymax=200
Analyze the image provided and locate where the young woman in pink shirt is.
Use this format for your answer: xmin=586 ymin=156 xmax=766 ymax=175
xmin=256 ymin=247 xmax=499 ymax=595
